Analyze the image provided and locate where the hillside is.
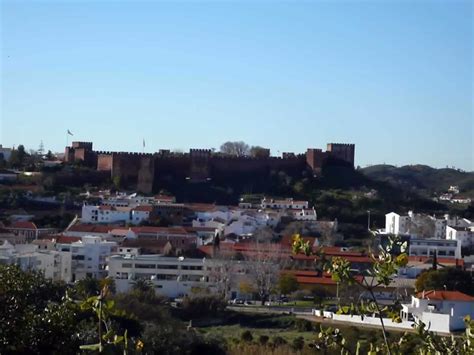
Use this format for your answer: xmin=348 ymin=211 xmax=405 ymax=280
xmin=360 ymin=165 xmax=474 ymax=198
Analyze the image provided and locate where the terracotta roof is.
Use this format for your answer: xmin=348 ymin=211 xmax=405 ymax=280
xmin=185 ymin=203 xmax=218 ymax=212
xmin=9 ymin=221 xmax=37 ymax=230
xmin=122 ymin=239 xmax=171 ymax=248
xmin=184 ymin=226 xmax=218 ymax=233
xmin=154 ymin=195 xmax=175 ymax=202
xmin=55 ymin=236 xmax=82 ymax=244
xmin=198 ymin=245 xmax=215 ymax=257
xmin=416 ymin=290 xmax=474 ymax=302
xmin=130 ymin=226 xmax=189 ymax=235
xmin=133 ymin=205 xmax=154 ymax=212
xmin=407 ymin=256 xmax=464 ymax=267
xmin=67 ymin=224 xmax=112 ymax=234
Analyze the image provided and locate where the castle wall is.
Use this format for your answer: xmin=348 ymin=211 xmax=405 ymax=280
xmin=326 ymin=143 xmax=355 ymax=167
xmin=97 ymin=154 xmax=113 ymax=171
xmin=306 ymin=148 xmax=328 ymax=174
xmin=64 ymin=141 xmax=356 ymax=192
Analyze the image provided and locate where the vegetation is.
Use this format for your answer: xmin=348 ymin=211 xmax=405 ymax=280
xmin=415 ymin=268 xmax=474 ymax=296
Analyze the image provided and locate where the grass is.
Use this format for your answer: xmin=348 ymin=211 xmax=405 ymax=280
xmin=195 ymin=311 xmax=424 ymax=354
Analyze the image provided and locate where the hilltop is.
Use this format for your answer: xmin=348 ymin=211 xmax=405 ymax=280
xmin=360 ymin=165 xmax=474 ymax=198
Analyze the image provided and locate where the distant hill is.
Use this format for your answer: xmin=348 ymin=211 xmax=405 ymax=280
xmin=360 ymin=165 xmax=474 ymax=198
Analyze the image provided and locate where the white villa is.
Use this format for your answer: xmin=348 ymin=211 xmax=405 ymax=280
xmin=401 ymin=290 xmax=474 ymax=333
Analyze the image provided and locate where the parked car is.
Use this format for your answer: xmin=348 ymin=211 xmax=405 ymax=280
xmin=232 ymin=298 xmax=245 ymax=305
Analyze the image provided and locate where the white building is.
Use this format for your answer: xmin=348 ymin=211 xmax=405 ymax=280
xmin=446 ymin=226 xmax=473 ymax=248
xmin=57 ymin=236 xmax=117 ymax=281
xmin=293 ymin=208 xmax=317 ymax=221
xmin=0 ymin=145 xmax=12 ymax=162
xmin=401 ymin=290 xmax=474 ymax=333
xmin=0 ymin=241 xmax=72 ymax=282
xmin=261 ymin=198 xmax=308 ymax=210
xmin=385 ymin=212 xmax=410 ymax=235
xmin=108 ymin=254 xmax=215 ymax=297
xmin=409 ymin=238 xmax=461 ymax=259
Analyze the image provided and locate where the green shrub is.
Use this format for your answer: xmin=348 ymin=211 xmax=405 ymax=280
xmin=259 ymin=335 xmax=269 ymax=345
xmin=272 ymin=336 xmax=287 ymax=347
xmin=294 ymin=318 xmax=312 ymax=332
xmin=241 ymin=330 xmax=253 ymax=342
xmin=292 ymin=336 xmax=304 ymax=351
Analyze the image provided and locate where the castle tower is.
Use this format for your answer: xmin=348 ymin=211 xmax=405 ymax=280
xmin=326 ymin=143 xmax=355 ymax=167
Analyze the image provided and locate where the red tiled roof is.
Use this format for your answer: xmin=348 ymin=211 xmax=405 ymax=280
xmin=185 ymin=203 xmax=218 ymax=212
xmin=198 ymin=245 xmax=215 ymax=256
xmin=154 ymin=195 xmax=175 ymax=202
xmin=407 ymin=256 xmax=464 ymax=267
xmin=184 ymin=226 xmax=218 ymax=232
xmin=55 ymin=236 xmax=82 ymax=244
xmin=130 ymin=226 xmax=189 ymax=235
xmin=122 ymin=239 xmax=171 ymax=248
xmin=68 ymin=224 xmax=112 ymax=233
xmin=416 ymin=290 xmax=474 ymax=302
xmin=9 ymin=221 xmax=37 ymax=230
xmin=133 ymin=205 xmax=154 ymax=212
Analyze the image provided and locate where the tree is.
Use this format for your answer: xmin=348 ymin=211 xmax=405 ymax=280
xmin=46 ymin=150 xmax=54 ymax=160
xmin=415 ymin=268 xmax=474 ymax=296
xmin=0 ymin=265 xmax=79 ymax=353
xmin=278 ymin=273 xmax=299 ymax=295
xmin=9 ymin=144 xmax=28 ymax=168
xmin=249 ymin=146 xmax=269 ymax=158
xmin=243 ymin=242 xmax=287 ymax=305
xmin=74 ymin=276 xmax=101 ymax=298
xmin=220 ymin=141 xmax=250 ymax=156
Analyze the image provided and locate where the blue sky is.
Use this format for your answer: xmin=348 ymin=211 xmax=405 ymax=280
xmin=1 ymin=0 xmax=472 ymax=170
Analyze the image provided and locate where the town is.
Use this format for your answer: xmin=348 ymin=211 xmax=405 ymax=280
xmin=1 ymin=140 xmax=474 ymax=353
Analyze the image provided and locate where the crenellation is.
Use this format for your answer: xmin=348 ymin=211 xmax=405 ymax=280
xmin=64 ymin=141 xmax=355 ymax=192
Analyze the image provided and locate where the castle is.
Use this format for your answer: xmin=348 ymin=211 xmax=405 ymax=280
xmin=65 ymin=142 xmax=355 ymax=194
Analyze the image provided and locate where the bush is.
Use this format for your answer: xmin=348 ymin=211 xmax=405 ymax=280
xmin=294 ymin=318 xmax=313 ymax=332
xmin=272 ymin=336 xmax=287 ymax=347
xmin=292 ymin=336 xmax=305 ymax=351
xmin=259 ymin=335 xmax=269 ymax=345
xmin=180 ymin=295 xmax=227 ymax=318
xmin=241 ymin=330 xmax=254 ymax=342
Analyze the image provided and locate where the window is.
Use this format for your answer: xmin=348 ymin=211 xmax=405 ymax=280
xmin=122 ymin=263 xmax=133 ymax=268
xmin=135 ymin=264 xmax=156 ymax=269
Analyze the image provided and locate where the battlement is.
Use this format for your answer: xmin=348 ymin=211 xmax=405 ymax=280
xmin=327 ymin=143 xmax=355 ymax=148
xmin=190 ymin=149 xmax=212 ymax=153
xmin=71 ymin=141 xmax=93 ymax=149
xmin=95 ymin=151 xmax=153 ymax=157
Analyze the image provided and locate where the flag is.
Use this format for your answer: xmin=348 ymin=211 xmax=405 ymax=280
xmin=67 ymin=129 xmax=74 ymax=136
xmin=143 ymin=139 xmax=145 ymax=148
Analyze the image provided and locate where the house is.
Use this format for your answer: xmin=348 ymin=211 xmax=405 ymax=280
xmin=446 ymin=226 xmax=473 ymax=248
xmin=401 ymin=290 xmax=474 ymax=332
xmin=57 ymin=236 xmax=117 ymax=281
xmin=64 ymin=223 xmax=113 ymax=238
xmin=261 ymin=197 xmax=309 ymax=210
xmin=81 ymin=204 xmax=134 ymax=224
xmin=6 ymin=221 xmax=56 ymax=243
xmin=0 ymin=145 xmax=12 ymax=162
xmin=385 ymin=212 xmax=410 ymax=235
xmin=293 ymin=208 xmax=317 ymax=221
xmin=0 ymin=240 xmax=72 ymax=282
